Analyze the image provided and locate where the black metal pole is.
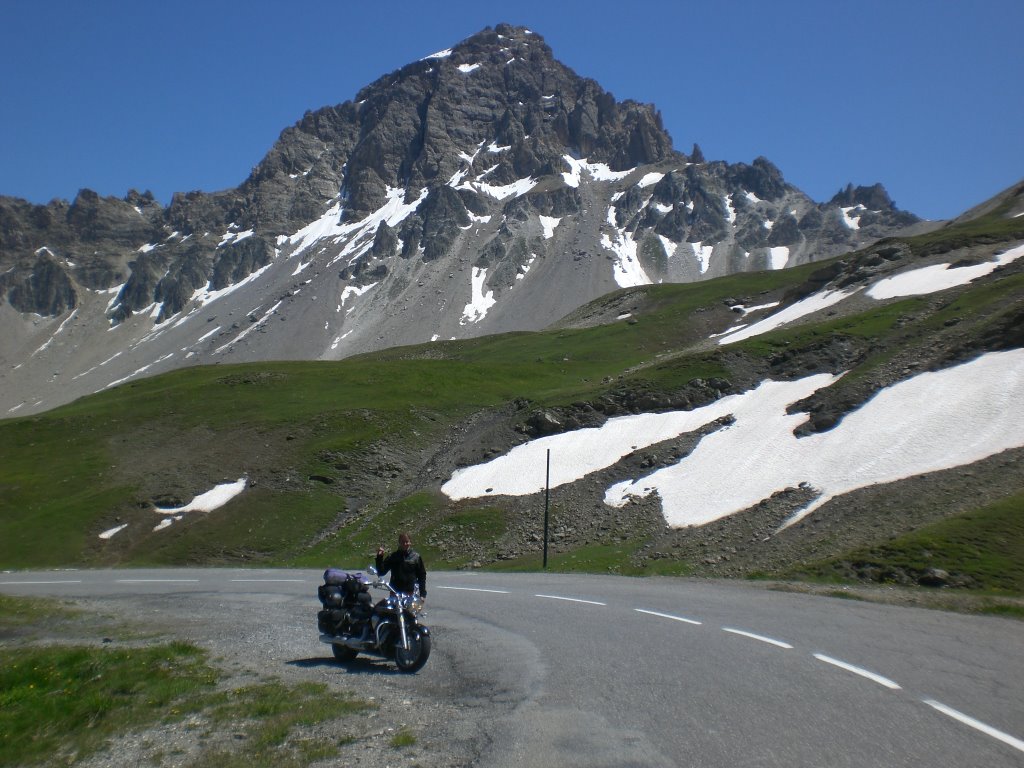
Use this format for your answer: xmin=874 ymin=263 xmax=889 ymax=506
xmin=543 ymin=448 xmax=550 ymax=569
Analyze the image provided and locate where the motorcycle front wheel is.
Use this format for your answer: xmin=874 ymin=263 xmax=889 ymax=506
xmin=394 ymin=629 xmax=431 ymax=673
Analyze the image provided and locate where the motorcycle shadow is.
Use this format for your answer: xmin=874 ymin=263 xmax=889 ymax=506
xmin=287 ymin=656 xmax=406 ymax=676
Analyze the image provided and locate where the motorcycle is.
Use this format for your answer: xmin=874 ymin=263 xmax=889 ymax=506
xmin=317 ymin=566 xmax=431 ymax=673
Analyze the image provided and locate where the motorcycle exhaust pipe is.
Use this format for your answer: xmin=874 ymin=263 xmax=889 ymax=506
xmin=319 ymin=634 xmax=371 ymax=651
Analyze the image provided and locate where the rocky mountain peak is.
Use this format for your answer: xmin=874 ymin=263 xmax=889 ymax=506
xmin=829 ymin=182 xmax=897 ymax=212
xmin=1 ymin=24 xmax=927 ymax=417
xmin=318 ymin=24 xmax=677 ymax=221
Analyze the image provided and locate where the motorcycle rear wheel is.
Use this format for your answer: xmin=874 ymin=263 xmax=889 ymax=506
xmin=394 ymin=630 xmax=431 ymax=673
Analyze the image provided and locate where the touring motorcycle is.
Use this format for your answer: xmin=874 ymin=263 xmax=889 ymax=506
xmin=317 ymin=566 xmax=431 ymax=673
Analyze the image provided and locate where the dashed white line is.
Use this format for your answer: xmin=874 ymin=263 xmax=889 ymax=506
xmin=635 ymin=608 xmax=702 ymax=625
xmin=435 ymin=585 xmax=510 ymax=594
xmin=115 ymin=579 xmax=200 ymax=583
xmin=721 ymin=627 xmax=793 ymax=649
xmin=923 ymin=699 xmax=1024 ymax=754
xmin=813 ymin=654 xmax=901 ymax=690
xmin=229 ymin=579 xmax=307 ymax=583
xmin=535 ymin=594 xmax=607 ymax=606
xmin=0 ymin=580 xmax=83 ymax=585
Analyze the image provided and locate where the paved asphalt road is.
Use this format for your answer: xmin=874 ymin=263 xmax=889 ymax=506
xmin=2 ymin=569 xmax=1022 ymax=766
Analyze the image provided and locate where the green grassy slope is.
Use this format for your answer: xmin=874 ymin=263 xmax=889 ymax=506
xmin=1 ymin=205 xmax=1022 ymax=596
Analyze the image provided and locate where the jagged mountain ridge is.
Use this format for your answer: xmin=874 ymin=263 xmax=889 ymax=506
xmin=0 ymin=24 xmax=920 ymax=417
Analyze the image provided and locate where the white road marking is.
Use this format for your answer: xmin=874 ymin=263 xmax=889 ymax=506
xmin=535 ymin=594 xmax=607 ymax=606
xmin=721 ymin=627 xmax=793 ymax=649
xmin=635 ymin=608 xmax=702 ymax=625
xmin=435 ymin=585 xmax=510 ymax=594
xmin=813 ymin=653 xmax=901 ymax=690
xmin=115 ymin=579 xmax=200 ymax=583
xmin=0 ymin=580 xmax=83 ymax=585
xmin=923 ymin=699 xmax=1024 ymax=754
xmin=230 ymin=579 xmax=307 ymax=583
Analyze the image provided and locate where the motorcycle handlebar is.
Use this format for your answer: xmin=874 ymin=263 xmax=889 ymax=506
xmin=367 ymin=569 xmax=421 ymax=603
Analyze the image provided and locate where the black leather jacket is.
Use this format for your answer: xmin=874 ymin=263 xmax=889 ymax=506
xmin=375 ymin=548 xmax=427 ymax=596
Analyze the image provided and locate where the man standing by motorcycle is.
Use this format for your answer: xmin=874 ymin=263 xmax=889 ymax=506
xmin=376 ymin=532 xmax=427 ymax=598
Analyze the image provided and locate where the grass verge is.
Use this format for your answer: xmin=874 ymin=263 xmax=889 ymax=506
xmin=0 ymin=641 xmax=218 ymax=767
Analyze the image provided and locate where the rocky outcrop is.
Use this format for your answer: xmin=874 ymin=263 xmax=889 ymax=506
xmin=830 ymin=182 xmax=896 ymax=211
xmin=2 ymin=251 xmax=77 ymax=315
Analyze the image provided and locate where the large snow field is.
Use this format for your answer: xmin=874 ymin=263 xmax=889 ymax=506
xmin=442 ymin=349 xmax=1024 ymax=530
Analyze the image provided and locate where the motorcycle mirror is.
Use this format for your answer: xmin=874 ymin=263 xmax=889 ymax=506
xmin=368 ymin=565 xmax=378 ymax=576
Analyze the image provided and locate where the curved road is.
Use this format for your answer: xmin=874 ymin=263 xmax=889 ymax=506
xmin=2 ymin=569 xmax=1021 ymax=766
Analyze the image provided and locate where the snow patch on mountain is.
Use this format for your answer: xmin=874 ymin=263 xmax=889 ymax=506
xmin=716 ymin=242 xmax=1024 ymax=345
xmin=284 ymin=187 xmax=427 ymax=260
xmin=340 ymin=282 xmax=377 ymax=311
xmin=106 ymin=352 xmax=176 ymax=390
xmin=692 ymin=242 xmax=714 ymax=275
xmin=717 ymin=289 xmax=855 ymax=345
xmin=98 ymin=477 xmax=249 ymax=538
xmin=539 ymin=216 xmax=561 ymax=239
xmin=31 ymin=310 xmax=77 ymax=356
xmin=561 ymin=155 xmax=633 ymax=188
xmin=867 ymin=242 xmax=1024 ymax=299
xmin=724 ymin=196 xmax=737 ymax=224
xmin=461 ymin=267 xmax=496 ymax=324
xmin=637 ymin=172 xmax=665 ymax=188
xmin=99 ymin=523 xmax=128 ymax=540
xmin=602 ymin=229 xmax=652 ymax=287
xmin=841 ymin=206 xmax=866 ymax=229
xmin=155 ymin=477 xmax=247 ymax=514
xmin=282 ymin=202 xmax=344 ymax=256
xmin=184 ymin=263 xmax=274 ymax=316
xmin=658 ymin=236 xmax=679 ymax=260
xmin=769 ymin=246 xmax=790 ymax=270
xmin=454 ymin=173 xmax=535 ymax=201
xmin=518 ymin=254 xmax=538 ymax=279
xmin=218 ymin=226 xmax=254 ymax=247
xmin=442 ymin=350 xmax=1024 ymax=531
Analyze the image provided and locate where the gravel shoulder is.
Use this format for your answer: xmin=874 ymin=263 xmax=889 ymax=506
xmin=15 ymin=590 xmax=489 ymax=768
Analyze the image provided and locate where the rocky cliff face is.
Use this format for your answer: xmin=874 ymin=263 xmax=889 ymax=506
xmin=0 ymin=24 xmax=921 ymax=417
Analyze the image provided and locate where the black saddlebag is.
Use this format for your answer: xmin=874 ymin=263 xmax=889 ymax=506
xmin=317 ymin=608 xmax=351 ymax=635
xmin=319 ymin=573 xmax=369 ymax=605
xmin=318 ymin=584 xmax=345 ymax=607
xmin=319 ymin=569 xmax=372 ymax=634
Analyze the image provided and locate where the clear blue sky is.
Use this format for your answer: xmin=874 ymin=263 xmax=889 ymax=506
xmin=2 ymin=0 xmax=1021 ymax=221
